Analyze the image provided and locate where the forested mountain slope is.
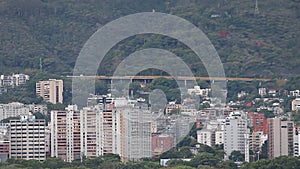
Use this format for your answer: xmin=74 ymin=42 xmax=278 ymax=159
xmin=0 ymin=0 xmax=299 ymax=78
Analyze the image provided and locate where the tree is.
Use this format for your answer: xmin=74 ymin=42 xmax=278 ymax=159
xmin=259 ymin=109 xmax=275 ymax=118
xmin=259 ymin=141 xmax=268 ymax=159
xmin=198 ymin=144 xmax=216 ymax=154
xmin=167 ymin=159 xmax=189 ymax=167
xmin=160 ymin=148 xmax=182 ymax=159
xmin=189 ymin=152 xmax=221 ymax=167
xmin=229 ymin=151 xmax=245 ymax=162
xmin=43 ymin=158 xmax=68 ymax=169
xmin=176 ymin=136 xmax=195 ymax=148
xmin=179 ymin=146 xmax=194 ymax=158
xmin=129 ymin=82 xmax=141 ymax=97
xmin=199 ymin=103 xmax=210 ymax=110
xmin=95 ymin=81 xmax=108 ymax=95
xmin=217 ymin=160 xmax=237 ymax=169
xmin=147 ymin=78 xmax=181 ymax=102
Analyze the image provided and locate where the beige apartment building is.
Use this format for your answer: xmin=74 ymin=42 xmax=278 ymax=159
xmin=268 ymin=118 xmax=294 ymax=158
xmin=36 ymin=79 xmax=63 ymax=104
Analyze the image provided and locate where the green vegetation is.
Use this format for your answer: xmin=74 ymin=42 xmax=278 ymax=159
xmin=1 ymin=0 xmax=300 ymax=104
xmin=2 ymin=154 xmax=298 ymax=169
xmin=0 ymin=0 xmax=299 ymax=79
xmin=240 ymin=156 xmax=300 ymax=169
xmin=229 ymin=151 xmax=245 ymax=162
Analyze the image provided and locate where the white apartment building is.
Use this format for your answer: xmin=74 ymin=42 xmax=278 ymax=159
xmin=80 ymin=106 xmax=102 ymax=158
xmin=36 ymin=79 xmax=63 ymax=104
xmin=197 ymin=129 xmax=214 ymax=146
xmin=27 ymin=104 xmax=47 ymax=115
xmin=52 ymin=95 xmax=119 ymax=162
xmin=81 ymin=100 xmax=119 ymax=158
xmin=0 ymin=74 xmax=29 ymax=87
xmin=290 ymin=90 xmax=300 ymax=97
xmin=258 ymin=88 xmax=267 ymax=97
xmin=292 ymin=98 xmax=300 ymax=111
xmin=51 ymin=97 xmax=152 ymax=162
xmin=215 ymin=130 xmax=224 ymax=145
xmin=8 ymin=115 xmax=46 ymax=161
xmin=115 ymin=99 xmax=152 ymax=162
xmin=50 ymin=105 xmax=81 ymax=162
xmin=0 ymin=102 xmax=30 ymax=121
xmin=224 ymin=112 xmax=249 ymax=162
xmin=187 ymin=86 xmax=211 ymax=97
xmin=0 ymin=123 xmax=9 ymax=162
xmin=197 ymin=129 xmax=224 ymax=147
xmin=294 ymin=126 xmax=300 ymax=156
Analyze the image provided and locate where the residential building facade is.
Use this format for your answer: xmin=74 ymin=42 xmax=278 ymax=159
xmin=50 ymin=105 xmax=81 ymax=162
xmin=36 ymin=79 xmax=63 ymax=104
xmin=8 ymin=115 xmax=46 ymax=161
xmin=0 ymin=102 xmax=30 ymax=121
xmin=267 ymin=118 xmax=294 ymax=158
xmin=224 ymin=112 xmax=249 ymax=162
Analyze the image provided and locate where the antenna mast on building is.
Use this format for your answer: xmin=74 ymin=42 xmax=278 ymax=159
xmin=40 ymin=58 xmax=43 ymax=72
xmin=255 ymin=0 xmax=259 ymax=15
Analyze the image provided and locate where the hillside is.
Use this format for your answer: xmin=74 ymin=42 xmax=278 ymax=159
xmin=0 ymin=0 xmax=299 ymax=78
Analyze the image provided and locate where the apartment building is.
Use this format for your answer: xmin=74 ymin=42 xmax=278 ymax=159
xmin=197 ymin=129 xmax=215 ymax=146
xmin=116 ymin=99 xmax=152 ymax=162
xmin=0 ymin=123 xmax=9 ymax=162
xmin=215 ymin=130 xmax=225 ymax=145
xmin=249 ymin=131 xmax=267 ymax=155
xmin=248 ymin=112 xmax=268 ymax=134
xmin=152 ymin=134 xmax=174 ymax=157
xmin=8 ymin=115 xmax=46 ymax=161
xmin=0 ymin=102 xmax=30 ymax=121
xmin=36 ymin=79 xmax=63 ymax=104
xmin=224 ymin=112 xmax=249 ymax=162
xmin=294 ymin=126 xmax=300 ymax=156
xmin=197 ymin=128 xmax=224 ymax=147
xmin=50 ymin=105 xmax=81 ymax=162
xmin=292 ymin=98 xmax=300 ymax=111
xmin=0 ymin=74 xmax=29 ymax=87
xmin=80 ymin=97 xmax=118 ymax=158
xmin=267 ymin=118 xmax=294 ymax=158
xmin=51 ymin=96 xmax=152 ymax=162
xmin=81 ymin=106 xmax=102 ymax=158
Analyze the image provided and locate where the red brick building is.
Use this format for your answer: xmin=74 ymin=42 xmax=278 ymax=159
xmin=248 ymin=113 xmax=268 ymax=134
xmin=152 ymin=134 xmax=174 ymax=157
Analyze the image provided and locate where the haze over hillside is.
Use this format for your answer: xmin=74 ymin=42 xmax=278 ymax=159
xmin=0 ymin=0 xmax=299 ymax=78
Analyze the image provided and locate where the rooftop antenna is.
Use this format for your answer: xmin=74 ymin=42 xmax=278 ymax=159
xmin=255 ymin=0 xmax=259 ymax=15
xmin=40 ymin=58 xmax=43 ymax=72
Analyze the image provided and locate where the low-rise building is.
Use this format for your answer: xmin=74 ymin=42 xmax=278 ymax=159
xmin=0 ymin=74 xmax=29 ymax=87
xmin=292 ymin=98 xmax=300 ymax=111
xmin=152 ymin=134 xmax=174 ymax=156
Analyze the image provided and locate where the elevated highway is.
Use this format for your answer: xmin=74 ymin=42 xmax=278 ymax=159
xmin=67 ymin=75 xmax=273 ymax=81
